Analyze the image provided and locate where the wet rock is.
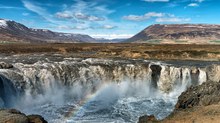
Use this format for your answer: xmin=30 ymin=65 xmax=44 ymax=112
xmin=0 ymin=62 xmax=13 ymax=69
xmin=150 ymin=64 xmax=162 ymax=88
xmin=175 ymin=81 xmax=220 ymax=110
xmin=138 ymin=115 xmax=158 ymax=123
xmin=0 ymin=75 xmax=18 ymax=107
xmin=206 ymin=65 xmax=220 ymax=82
xmin=0 ymin=109 xmax=47 ymax=123
xmin=0 ymin=109 xmax=28 ymax=123
xmin=27 ymin=115 xmax=47 ymax=123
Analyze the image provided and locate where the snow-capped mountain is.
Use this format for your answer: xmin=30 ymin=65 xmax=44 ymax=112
xmin=0 ymin=19 xmax=97 ymax=43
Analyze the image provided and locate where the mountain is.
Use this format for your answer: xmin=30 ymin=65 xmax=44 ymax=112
xmin=0 ymin=19 xmax=96 ymax=43
xmin=126 ymin=24 xmax=220 ymax=44
xmin=95 ymin=38 xmax=127 ymax=43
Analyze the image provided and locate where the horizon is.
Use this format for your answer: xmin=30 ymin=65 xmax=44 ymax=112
xmin=0 ymin=0 xmax=220 ymax=39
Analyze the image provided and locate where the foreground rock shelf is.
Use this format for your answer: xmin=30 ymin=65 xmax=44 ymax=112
xmin=0 ymin=109 xmax=47 ymax=123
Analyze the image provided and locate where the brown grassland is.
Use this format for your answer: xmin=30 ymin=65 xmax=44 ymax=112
xmin=0 ymin=43 xmax=220 ymax=61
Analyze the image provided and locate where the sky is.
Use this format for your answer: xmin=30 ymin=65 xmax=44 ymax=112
xmin=0 ymin=0 xmax=220 ymax=39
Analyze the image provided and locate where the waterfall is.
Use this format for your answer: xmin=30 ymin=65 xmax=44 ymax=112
xmin=0 ymin=59 xmax=220 ymax=106
xmin=0 ymin=74 xmax=18 ymax=107
xmin=0 ymin=58 xmax=220 ymax=122
xmin=198 ymin=68 xmax=207 ymax=85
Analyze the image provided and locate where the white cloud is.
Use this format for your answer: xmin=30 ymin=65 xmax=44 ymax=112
xmin=142 ymin=0 xmax=169 ymax=2
xmin=21 ymin=0 xmax=59 ymax=24
xmin=102 ymin=25 xmax=117 ymax=29
xmin=22 ymin=13 xmax=29 ymax=16
xmin=123 ymin=12 xmax=191 ymax=23
xmin=71 ymin=0 xmax=114 ymax=15
xmin=55 ymin=11 xmax=105 ymax=21
xmin=123 ymin=12 xmax=164 ymax=21
xmin=186 ymin=0 xmax=205 ymax=8
xmin=56 ymin=11 xmax=73 ymax=19
xmin=53 ymin=0 xmax=116 ymax=31
xmin=22 ymin=1 xmax=46 ymax=15
xmin=87 ymin=15 xmax=105 ymax=21
xmin=55 ymin=25 xmax=89 ymax=30
xmin=21 ymin=0 xmax=116 ymax=32
xmin=72 ymin=25 xmax=89 ymax=30
xmin=91 ymin=34 xmax=133 ymax=39
xmin=188 ymin=3 xmax=199 ymax=7
xmin=74 ymin=12 xmax=87 ymax=19
xmin=74 ymin=12 xmax=105 ymax=21
xmin=156 ymin=17 xmax=191 ymax=23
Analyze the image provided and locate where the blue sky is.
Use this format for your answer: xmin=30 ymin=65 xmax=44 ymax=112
xmin=0 ymin=0 xmax=219 ymax=39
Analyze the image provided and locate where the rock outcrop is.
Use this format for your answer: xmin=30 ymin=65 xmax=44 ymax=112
xmin=138 ymin=115 xmax=158 ymax=123
xmin=138 ymin=80 xmax=220 ymax=123
xmin=0 ymin=109 xmax=47 ymax=123
xmin=27 ymin=115 xmax=47 ymax=123
xmin=175 ymin=81 xmax=220 ymax=109
xmin=0 ymin=62 xmax=13 ymax=69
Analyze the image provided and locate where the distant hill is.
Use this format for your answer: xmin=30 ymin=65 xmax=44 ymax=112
xmin=95 ymin=38 xmax=126 ymax=43
xmin=126 ymin=24 xmax=220 ymax=44
xmin=0 ymin=19 xmax=96 ymax=43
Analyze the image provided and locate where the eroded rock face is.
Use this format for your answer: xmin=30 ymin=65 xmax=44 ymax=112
xmin=206 ymin=65 xmax=220 ymax=82
xmin=27 ymin=115 xmax=47 ymax=123
xmin=0 ymin=109 xmax=28 ymax=123
xmin=150 ymin=64 xmax=162 ymax=88
xmin=0 ymin=62 xmax=13 ymax=69
xmin=0 ymin=109 xmax=47 ymax=123
xmin=0 ymin=75 xmax=18 ymax=107
xmin=175 ymin=81 xmax=220 ymax=109
xmin=138 ymin=115 xmax=158 ymax=123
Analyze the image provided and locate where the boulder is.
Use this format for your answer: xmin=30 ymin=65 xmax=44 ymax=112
xmin=0 ymin=62 xmax=13 ymax=69
xmin=0 ymin=109 xmax=28 ymax=123
xmin=0 ymin=109 xmax=48 ymax=123
xmin=138 ymin=115 xmax=158 ymax=123
xmin=175 ymin=81 xmax=220 ymax=110
xmin=27 ymin=115 xmax=47 ymax=123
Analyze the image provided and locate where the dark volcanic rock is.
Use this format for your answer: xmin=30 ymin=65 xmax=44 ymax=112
xmin=150 ymin=64 xmax=162 ymax=88
xmin=175 ymin=81 xmax=220 ymax=110
xmin=138 ymin=115 xmax=158 ymax=123
xmin=0 ymin=109 xmax=28 ymax=123
xmin=0 ymin=109 xmax=47 ymax=123
xmin=0 ymin=62 xmax=13 ymax=69
xmin=27 ymin=115 xmax=47 ymax=123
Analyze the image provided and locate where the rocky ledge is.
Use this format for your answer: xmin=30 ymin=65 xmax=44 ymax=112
xmin=0 ymin=109 xmax=47 ymax=123
xmin=138 ymin=81 xmax=220 ymax=123
xmin=175 ymin=81 xmax=220 ymax=109
xmin=0 ymin=62 xmax=13 ymax=69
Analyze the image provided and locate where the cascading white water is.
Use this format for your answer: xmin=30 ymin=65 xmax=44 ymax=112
xmin=0 ymin=58 xmax=220 ymax=123
xmin=198 ymin=68 xmax=207 ymax=85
